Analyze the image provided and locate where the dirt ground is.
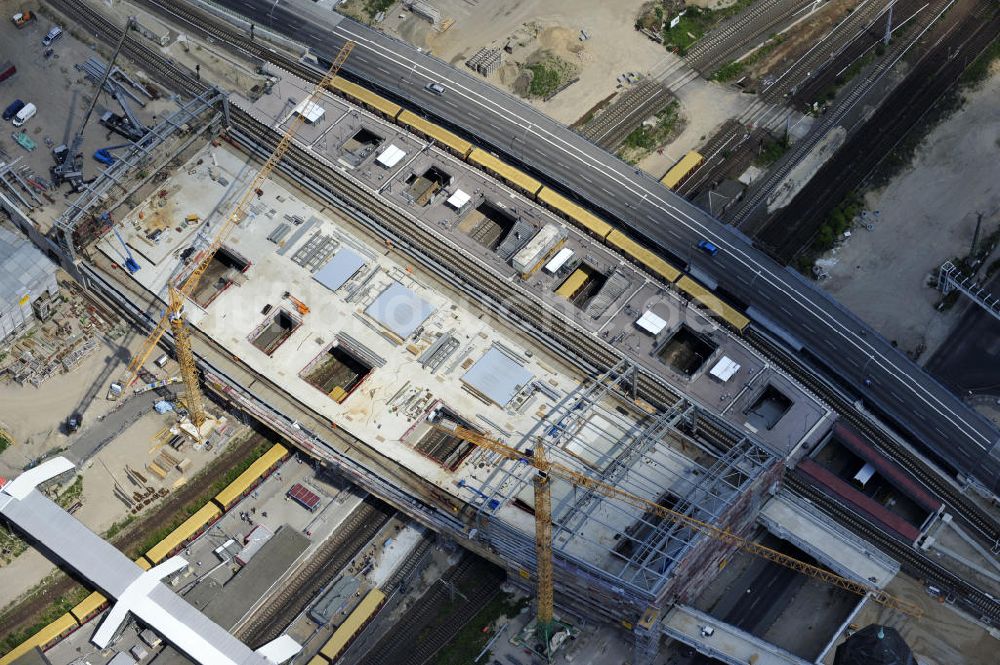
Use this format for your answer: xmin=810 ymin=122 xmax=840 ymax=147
xmin=381 ymin=0 xmax=668 ymax=124
xmin=819 ymin=67 xmax=1000 ymax=362
xmin=821 ymin=574 xmax=998 ymax=665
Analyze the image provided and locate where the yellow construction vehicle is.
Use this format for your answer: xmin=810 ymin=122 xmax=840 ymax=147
xmin=435 ymin=422 xmax=922 ymax=658
xmin=112 ymin=41 xmax=355 ymax=436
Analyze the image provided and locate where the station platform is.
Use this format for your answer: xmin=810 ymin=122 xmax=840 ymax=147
xmin=662 ymin=605 xmax=810 ymax=665
xmin=759 ymin=493 xmax=899 ymax=588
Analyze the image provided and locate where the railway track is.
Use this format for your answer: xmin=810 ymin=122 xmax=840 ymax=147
xmin=356 ymin=555 xmax=505 ymax=665
xmin=686 ymin=0 xmax=815 ymax=75
xmin=759 ymin=0 xmax=895 ymax=103
xmin=748 ymin=330 xmax=1000 ymax=547
xmin=727 ymin=0 xmax=956 ymax=227
xmin=580 ymin=79 xmax=672 ymax=150
xmin=382 ymin=533 xmax=435 ymax=591
xmin=675 ymin=121 xmax=766 ymax=201
xmin=756 ymin=0 xmax=1000 ymax=259
xmin=238 ymin=497 xmax=394 ymax=647
xmin=785 ymin=477 xmax=1000 ymax=624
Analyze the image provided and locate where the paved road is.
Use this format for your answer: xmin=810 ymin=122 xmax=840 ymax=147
xmin=214 ymin=0 xmax=1000 ymax=492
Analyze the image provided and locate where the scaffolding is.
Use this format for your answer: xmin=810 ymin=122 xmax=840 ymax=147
xmin=461 ymin=360 xmax=779 ymax=617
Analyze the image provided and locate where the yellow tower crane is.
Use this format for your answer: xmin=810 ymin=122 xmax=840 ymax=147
xmin=435 ymin=422 xmax=922 ymax=656
xmin=114 ymin=41 xmax=355 ymax=434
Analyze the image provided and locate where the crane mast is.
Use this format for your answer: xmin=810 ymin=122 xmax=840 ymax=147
xmin=114 ymin=41 xmax=355 ymax=433
xmin=435 ymin=423 xmax=924 ymax=629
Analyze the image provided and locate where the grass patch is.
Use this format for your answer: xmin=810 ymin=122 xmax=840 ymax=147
xmin=663 ymin=1 xmax=755 ymax=55
xmin=754 ymin=133 xmax=790 ymax=167
xmin=713 ymin=33 xmax=786 ymax=82
xmin=713 ymin=60 xmax=746 ymax=83
xmin=364 ymin=0 xmax=395 ymax=18
xmin=814 ymin=191 xmax=864 ymax=252
xmin=618 ymin=100 xmax=681 ymax=163
xmin=520 ymin=52 xmax=578 ymax=99
xmin=432 ymin=593 xmax=530 ymax=665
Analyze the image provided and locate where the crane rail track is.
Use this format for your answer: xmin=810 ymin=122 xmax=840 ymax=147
xmin=239 ymin=498 xmax=394 ymax=647
xmin=785 ymin=477 xmax=1000 ymax=624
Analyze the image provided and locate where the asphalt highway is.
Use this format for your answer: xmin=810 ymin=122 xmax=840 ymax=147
xmin=218 ymin=0 xmax=1000 ymax=493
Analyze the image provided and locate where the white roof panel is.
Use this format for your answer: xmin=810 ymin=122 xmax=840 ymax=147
xmin=544 ymin=247 xmax=574 ymax=273
xmin=635 ymin=311 xmax=667 ymax=335
xmin=292 ymin=99 xmax=325 ymax=123
xmin=446 ymin=189 xmax=471 ymax=209
xmin=376 ymin=144 xmax=407 ymax=168
xmin=709 ymin=356 xmax=740 ymax=382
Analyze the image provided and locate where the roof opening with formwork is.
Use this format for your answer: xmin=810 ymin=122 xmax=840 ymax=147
xmin=404 ymin=165 xmax=451 ymax=206
xmin=364 ymin=281 xmax=436 ymax=342
xmin=404 ymin=404 xmax=478 ymax=470
xmin=300 ymin=342 xmax=373 ymax=403
xmin=744 ymin=385 xmax=792 ymax=431
xmin=457 ymin=200 xmax=520 ymax=251
xmin=248 ymin=308 xmax=301 ymax=356
xmin=657 ymin=324 xmax=717 ymax=376
xmin=341 ymin=127 xmax=383 ymax=165
xmin=461 ymin=346 xmax=534 ymax=407
xmin=190 ymin=246 xmax=250 ymax=308
xmin=554 ymin=263 xmax=607 ymax=308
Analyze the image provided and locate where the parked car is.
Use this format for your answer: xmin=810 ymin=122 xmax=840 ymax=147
xmin=697 ymin=239 xmax=719 ymax=256
xmin=12 ymin=102 xmax=36 ymax=127
xmin=3 ymin=99 xmax=25 ymax=121
xmin=41 ymin=25 xmax=63 ymax=46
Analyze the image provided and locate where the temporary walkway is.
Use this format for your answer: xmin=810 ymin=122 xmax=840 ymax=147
xmin=0 ymin=458 xmax=297 ymax=665
xmin=661 ymin=605 xmax=810 ymax=665
xmin=759 ymin=493 xmax=899 ymax=588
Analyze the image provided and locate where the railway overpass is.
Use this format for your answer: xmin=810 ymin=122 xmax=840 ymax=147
xmin=191 ymin=0 xmax=1000 ymax=494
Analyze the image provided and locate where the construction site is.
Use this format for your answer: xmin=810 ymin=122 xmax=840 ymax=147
xmin=0 ymin=1 xmax=998 ymax=665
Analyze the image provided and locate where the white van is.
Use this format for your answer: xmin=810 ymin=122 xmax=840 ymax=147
xmin=42 ymin=26 xmax=63 ymax=46
xmin=11 ymin=102 xmax=35 ymax=127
